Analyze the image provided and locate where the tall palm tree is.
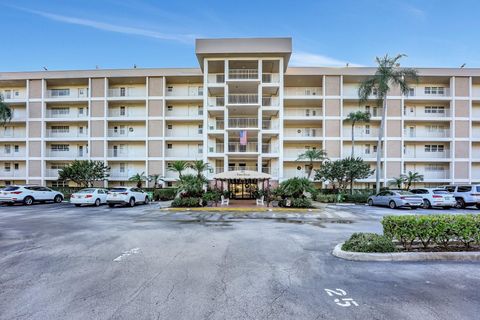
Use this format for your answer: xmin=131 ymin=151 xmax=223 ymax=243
xmin=129 ymin=172 xmax=147 ymax=188
xmin=168 ymin=160 xmax=188 ymax=178
xmin=189 ymin=160 xmax=210 ymax=179
xmin=297 ymin=149 xmax=328 ymax=179
xmin=388 ymin=176 xmax=405 ymax=189
xmin=358 ymin=54 xmax=418 ymax=193
xmin=0 ymin=97 xmax=12 ymax=127
xmin=404 ymin=171 xmax=424 ymax=191
xmin=347 ymin=111 xmax=371 ymax=158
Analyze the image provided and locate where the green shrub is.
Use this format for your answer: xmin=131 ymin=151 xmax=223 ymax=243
xmin=153 ymin=188 xmax=176 ymax=201
xmin=342 ymin=193 xmax=371 ymax=203
xmin=342 ymin=233 xmax=396 ymax=253
xmin=171 ymin=197 xmax=203 ymax=207
xmin=315 ymin=194 xmax=337 ymax=203
xmin=382 ymin=214 xmax=480 ymax=250
xmin=202 ymin=191 xmax=221 ymax=204
xmin=291 ymin=198 xmax=313 ymax=208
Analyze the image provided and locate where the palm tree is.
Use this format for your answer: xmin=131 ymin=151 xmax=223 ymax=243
xmin=148 ymin=173 xmax=164 ymax=189
xmin=189 ymin=160 xmax=210 ymax=179
xmin=358 ymin=54 xmax=418 ymax=193
xmin=168 ymin=160 xmax=188 ymax=178
xmin=404 ymin=171 xmax=424 ymax=191
xmin=0 ymin=97 xmax=12 ymax=127
xmin=388 ymin=176 xmax=405 ymax=189
xmin=129 ymin=172 xmax=147 ymax=188
xmin=347 ymin=111 xmax=371 ymax=158
xmin=297 ymin=149 xmax=328 ymax=179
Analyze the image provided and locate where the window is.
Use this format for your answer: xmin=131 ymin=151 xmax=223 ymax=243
xmin=198 ymin=144 xmax=203 ymax=154
xmin=424 ymin=87 xmax=445 ymax=95
xmin=120 ymin=87 xmax=126 ymax=97
xmin=51 ymin=126 xmax=70 ymax=133
xmin=14 ymin=163 xmax=19 ymax=170
xmin=51 ymin=180 xmax=68 ymax=187
xmin=4 ymin=163 xmax=11 ymax=172
xmin=364 ymin=144 xmax=370 ymax=154
xmin=198 ymin=124 xmax=203 ymax=134
xmin=373 ymin=145 xmax=377 ymax=153
xmin=14 ymin=145 xmax=19 ymax=152
xmin=408 ymin=88 xmax=415 ymax=96
xmin=167 ymin=86 xmax=173 ymax=92
xmin=425 ymin=106 xmax=445 ymax=114
xmin=365 ymin=124 xmax=370 ymax=135
xmin=50 ymin=89 xmax=70 ymax=97
xmin=51 ymin=107 xmax=69 ymax=116
xmin=120 ymin=163 xmax=126 ymax=173
xmin=50 ymin=163 xmax=67 ymax=170
xmin=426 ymin=164 xmax=445 ymax=171
xmin=167 ymin=105 xmax=173 ymax=111
xmin=167 ymin=144 xmax=172 ymax=149
xmin=120 ymin=106 xmax=126 ymax=116
xmin=167 ymin=182 xmax=173 ymax=187
xmin=167 ymin=163 xmax=173 ymax=168
xmin=167 ymin=124 xmax=173 ymax=130
xmin=198 ymin=106 xmax=203 ymax=115
xmin=424 ymin=145 xmax=445 ymax=152
xmin=457 ymin=186 xmax=472 ymax=192
xmin=4 ymin=144 xmax=10 ymax=154
xmin=51 ymin=144 xmax=70 ymax=152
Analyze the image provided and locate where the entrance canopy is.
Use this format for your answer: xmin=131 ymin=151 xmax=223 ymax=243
xmin=212 ymin=170 xmax=271 ymax=180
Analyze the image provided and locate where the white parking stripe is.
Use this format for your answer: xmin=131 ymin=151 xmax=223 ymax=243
xmin=113 ymin=248 xmax=141 ymax=262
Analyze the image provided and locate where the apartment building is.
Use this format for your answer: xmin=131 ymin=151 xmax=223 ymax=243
xmin=1 ymin=37 xmax=480 ymax=190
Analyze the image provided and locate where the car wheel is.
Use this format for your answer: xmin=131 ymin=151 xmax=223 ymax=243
xmin=422 ymin=199 xmax=431 ymax=209
xmin=389 ymin=201 xmax=397 ymax=209
xmin=54 ymin=195 xmax=63 ymax=203
xmin=367 ymin=199 xmax=374 ymax=206
xmin=144 ymin=197 xmax=149 ymax=205
xmin=456 ymin=198 xmax=466 ymax=209
xmin=129 ymin=198 xmax=135 ymax=207
xmin=74 ymin=204 xmax=81 ymax=207
xmin=476 ymin=204 xmax=480 ymax=210
xmin=108 ymin=203 xmax=115 ymax=208
xmin=94 ymin=199 xmax=101 ymax=207
xmin=23 ymin=196 xmax=34 ymax=206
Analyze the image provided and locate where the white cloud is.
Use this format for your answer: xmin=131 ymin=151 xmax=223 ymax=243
xmin=290 ymin=51 xmax=364 ymax=67
xmin=13 ymin=7 xmax=197 ymax=44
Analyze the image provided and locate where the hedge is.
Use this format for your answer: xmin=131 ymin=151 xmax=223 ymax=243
xmin=342 ymin=233 xmax=397 ymax=253
xmin=171 ymin=197 xmax=204 ymax=207
xmin=382 ymin=214 xmax=480 ymax=250
xmin=153 ymin=188 xmax=176 ymax=201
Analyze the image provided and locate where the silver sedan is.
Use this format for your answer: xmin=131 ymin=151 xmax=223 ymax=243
xmin=367 ymin=190 xmax=423 ymax=209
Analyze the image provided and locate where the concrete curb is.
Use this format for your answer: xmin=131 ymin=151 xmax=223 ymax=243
xmin=332 ymin=243 xmax=480 ymax=262
xmin=161 ymin=207 xmax=318 ymax=212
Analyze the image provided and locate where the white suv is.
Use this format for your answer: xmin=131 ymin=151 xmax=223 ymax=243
xmin=443 ymin=185 xmax=480 ymax=209
xmin=106 ymin=187 xmax=150 ymax=207
xmin=409 ymin=188 xmax=456 ymax=209
xmin=0 ymin=185 xmax=64 ymax=205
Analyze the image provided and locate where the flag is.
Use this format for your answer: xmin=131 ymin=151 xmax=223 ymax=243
xmin=240 ymin=130 xmax=247 ymax=146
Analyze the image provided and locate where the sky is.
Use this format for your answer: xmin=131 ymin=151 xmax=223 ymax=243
xmin=1 ymin=0 xmax=479 ymax=72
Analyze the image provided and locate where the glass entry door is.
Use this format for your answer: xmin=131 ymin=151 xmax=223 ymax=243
xmin=228 ymin=180 xmax=257 ymax=199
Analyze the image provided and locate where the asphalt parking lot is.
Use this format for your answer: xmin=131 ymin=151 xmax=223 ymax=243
xmin=1 ymin=202 xmax=480 ymax=320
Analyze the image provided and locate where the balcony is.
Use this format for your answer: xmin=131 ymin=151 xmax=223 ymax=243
xmin=262 ymin=120 xmax=279 ymax=130
xmin=262 ymin=73 xmax=280 ymax=84
xmin=107 ymin=129 xmax=145 ymax=138
xmin=422 ymin=170 xmax=450 ymax=179
xmin=228 ymin=118 xmax=258 ymax=129
xmin=284 ymin=108 xmax=322 ymax=117
xmin=227 ymin=142 xmax=258 ymax=153
xmin=228 ymin=69 xmax=258 ymax=80
xmin=208 ymin=120 xmax=224 ymax=131
xmin=208 ymin=97 xmax=225 ymax=107
xmin=262 ymin=96 xmax=280 ymax=107
xmin=228 ymin=166 xmax=258 ymax=171
xmin=404 ymin=108 xmax=451 ymax=118
xmin=262 ymin=144 xmax=278 ymax=153
xmin=342 ymin=150 xmax=377 ymax=159
xmin=344 ymin=108 xmax=383 ymax=117
xmin=45 ymin=150 xmax=88 ymax=158
xmin=108 ymin=109 xmax=146 ymax=117
xmin=45 ymin=89 xmax=89 ymax=99
xmin=110 ymin=169 xmax=144 ymax=179
xmin=45 ymin=109 xmax=89 ymax=119
xmin=166 ymin=86 xmax=203 ymax=98
xmin=0 ymin=130 xmax=26 ymax=139
xmin=165 ymin=149 xmax=202 ymax=158
xmin=344 ymin=128 xmax=380 ymax=138
xmin=284 ymin=87 xmax=322 ymax=97
xmin=207 ymin=73 xmax=225 ymax=84
xmin=406 ymin=87 xmax=451 ymax=98
xmin=0 ymin=170 xmax=26 ymax=178
xmin=228 ymin=94 xmax=258 ymax=105
xmin=284 ymin=128 xmax=321 ymax=138
xmin=107 ymin=149 xmax=145 ymax=158
xmin=403 ymin=129 xmax=450 ymax=138
xmin=0 ymin=90 xmax=26 ymax=101
xmin=46 ymin=130 xmax=88 ymax=138
xmin=107 ymin=88 xmax=145 ymax=98
xmin=261 ymin=167 xmax=279 ymax=176
xmin=0 ymin=150 xmax=25 ymax=158
xmin=404 ymin=149 xmax=451 ymax=159
xmin=10 ymin=110 xmax=27 ymax=121
xmin=208 ymin=143 xmax=225 ymax=154
xmin=45 ymin=168 xmax=62 ymax=178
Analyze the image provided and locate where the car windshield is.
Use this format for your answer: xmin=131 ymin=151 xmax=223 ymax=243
xmin=77 ymin=189 xmax=96 ymax=194
xmin=396 ymin=191 xmax=414 ymax=195
xmin=433 ymin=190 xmax=449 ymax=194
xmin=110 ymin=188 xmax=127 ymax=192
xmin=3 ymin=186 xmax=20 ymax=191
xmin=476 ymin=186 xmax=480 ymax=192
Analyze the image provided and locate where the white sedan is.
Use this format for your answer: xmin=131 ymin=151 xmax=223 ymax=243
xmin=106 ymin=187 xmax=150 ymax=207
xmin=409 ymin=188 xmax=457 ymax=209
xmin=70 ymin=188 xmax=109 ymax=207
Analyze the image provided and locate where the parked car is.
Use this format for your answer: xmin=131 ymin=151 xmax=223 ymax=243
xmin=106 ymin=187 xmax=150 ymax=207
xmin=441 ymin=185 xmax=480 ymax=208
xmin=0 ymin=185 xmax=64 ymax=205
xmin=367 ymin=190 xmax=423 ymax=209
xmin=70 ymin=188 xmax=109 ymax=207
xmin=409 ymin=188 xmax=456 ymax=209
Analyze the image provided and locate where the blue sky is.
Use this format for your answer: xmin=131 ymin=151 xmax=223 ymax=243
xmin=1 ymin=0 xmax=479 ymax=71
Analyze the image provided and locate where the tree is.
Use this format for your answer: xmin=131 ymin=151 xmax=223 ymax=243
xmin=388 ymin=176 xmax=406 ymax=189
xmin=358 ymin=54 xmax=418 ymax=193
xmin=148 ymin=173 xmax=164 ymax=190
xmin=344 ymin=157 xmax=375 ymax=194
xmin=175 ymin=174 xmax=205 ymax=198
xmin=58 ymin=160 xmax=110 ymax=187
xmin=168 ymin=160 xmax=188 ymax=178
xmin=189 ymin=160 xmax=210 ymax=179
xmin=0 ymin=97 xmax=12 ymax=127
xmin=404 ymin=171 xmax=424 ymax=190
xmin=346 ymin=111 xmax=371 ymax=157
xmin=129 ymin=172 xmax=147 ymax=188
xmin=278 ymin=177 xmax=315 ymax=198
xmin=297 ymin=149 xmax=328 ymax=179
xmin=314 ymin=160 xmax=348 ymax=192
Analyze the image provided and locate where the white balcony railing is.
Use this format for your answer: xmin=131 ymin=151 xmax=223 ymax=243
xmin=344 ymin=108 xmax=383 ymax=117
xmin=406 ymin=88 xmax=451 ymax=98
xmin=165 ymin=128 xmax=203 ymax=138
xmin=108 ymin=109 xmax=146 ymax=117
xmin=107 ymin=149 xmax=145 ymax=158
xmin=228 ymin=166 xmax=258 ymax=172
xmin=208 ymin=143 xmax=225 ymax=153
xmin=228 ymin=118 xmax=258 ymax=128
xmin=228 ymin=69 xmax=258 ymax=80
xmin=208 ymin=97 xmax=225 ymax=107
xmin=45 ymin=169 xmax=62 ymax=177
xmin=0 ymin=130 xmax=26 ymax=138
xmin=228 ymin=142 xmax=258 ymax=153
xmin=262 ymin=96 xmax=280 ymax=107
xmin=344 ymin=128 xmax=380 ymax=138
xmin=262 ymin=120 xmax=279 ymax=130
xmin=207 ymin=73 xmax=225 ymax=84
xmin=404 ymin=150 xmax=451 ymax=159
xmin=45 ymin=89 xmax=89 ymax=99
xmin=284 ymin=108 xmax=322 ymax=117
xmin=45 ymin=109 xmax=89 ymax=118
xmin=403 ymin=129 xmax=450 ymax=138
xmin=45 ymin=130 xmax=88 ymax=138
xmin=404 ymin=109 xmax=451 ymax=117
xmin=165 ymin=149 xmax=202 ymax=158
xmin=10 ymin=111 xmax=27 ymax=120
xmin=422 ymin=170 xmax=450 ymax=179
xmin=262 ymin=144 xmax=279 ymax=153
xmin=0 ymin=150 xmax=25 ymax=158
xmin=208 ymin=120 xmax=224 ymax=130
xmin=228 ymin=94 xmax=258 ymax=104
xmin=284 ymin=128 xmax=321 ymax=138
xmin=262 ymin=73 xmax=280 ymax=83
xmin=107 ymin=88 xmax=145 ymax=97
xmin=342 ymin=151 xmax=378 ymax=159
xmin=284 ymin=87 xmax=322 ymax=96
xmin=0 ymin=170 xmax=26 ymax=177
xmin=45 ymin=150 xmax=88 ymax=158
xmin=0 ymin=91 xmax=26 ymax=100
xmin=107 ymin=129 xmax=145 ymax=138
xmin=110 ymin=170 xmax=144 ymax=179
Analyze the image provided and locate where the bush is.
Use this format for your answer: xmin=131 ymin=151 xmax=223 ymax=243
xmin=291 ymin=198 xmax=313 ymax=208
xmin=153 ymin=188 xmax=176 ymax=201
xmin=382 ymin=214 xmax=480 ymax=250
xmin=342 ymin=233 xmax=396 ymax=253
xmin=171 ymin=197 xmax=204 ymax=207
xmin=315 ymin=194 xmax=338 ymax=203
xmin=342 ymin=192 xmax=372 ymax=204
xmin=202 ymin=191 xmax=221 ymax=204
